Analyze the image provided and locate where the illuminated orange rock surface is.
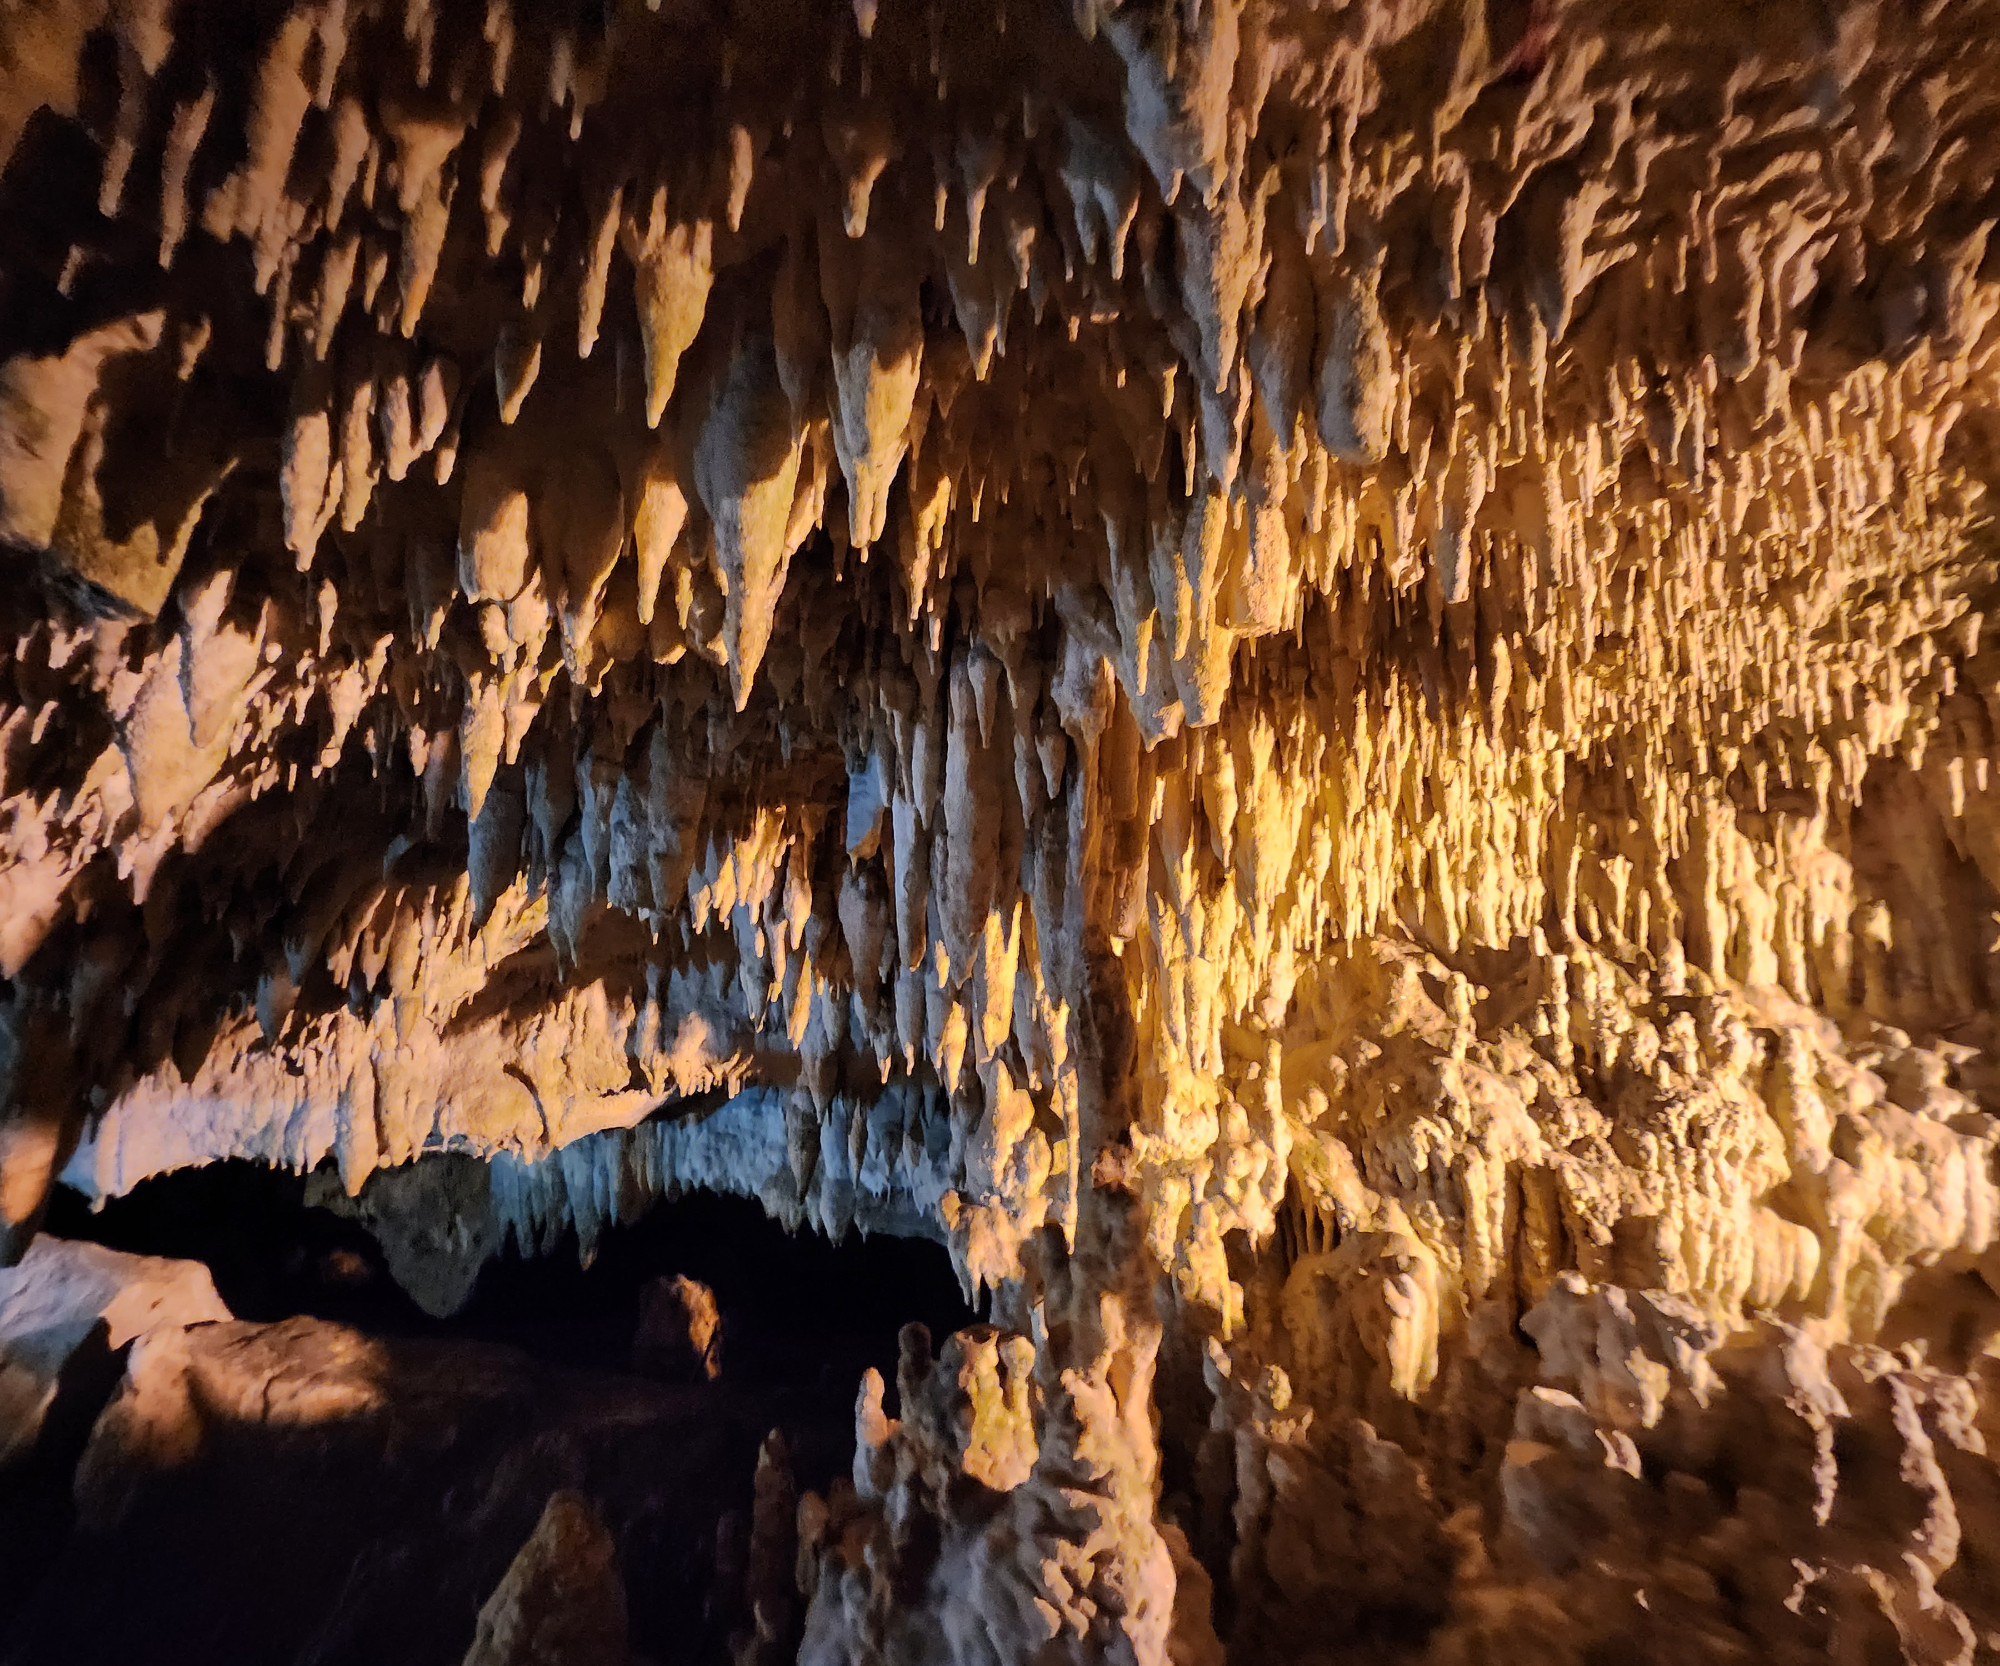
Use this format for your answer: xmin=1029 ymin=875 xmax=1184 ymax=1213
xmin=5 ymin=1 xmax=2000 ymax=1659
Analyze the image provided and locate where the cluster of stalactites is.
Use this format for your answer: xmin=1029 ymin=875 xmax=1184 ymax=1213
xmin=1 ymin=1 xmax=1999 ymax=1360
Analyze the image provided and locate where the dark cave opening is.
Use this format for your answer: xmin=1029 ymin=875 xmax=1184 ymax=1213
xmin=5 ymin=1167 xmax=976 ymax=1666
xmin=44 ymin=1163 xmax=975 ymax=1414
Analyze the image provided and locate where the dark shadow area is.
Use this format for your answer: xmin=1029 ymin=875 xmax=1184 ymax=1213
xmin=12 ymin=1166 xmax=975 ymax=1666
xmin=44 ymin=1162 xmax=975 ymax=1477
xmin=0 ymin=1317 xmax=123 ymax=1625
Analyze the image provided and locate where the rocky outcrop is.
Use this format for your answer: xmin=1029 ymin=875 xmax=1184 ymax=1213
xmin=634 ymin=1274 xmax=723 ymax=1384
xmin=6 ymin=0 xmax=2000 ymax=1659
xmin=463 ymin=1490 xmax=630 ymax=1666
xmin=7 ymin=1309 xmax=792 ymax=1665
xmin=0 ymin=1235 xmax=231 ymax=1634
xmin=0 ymin=1235 xmax=228 ymax=1471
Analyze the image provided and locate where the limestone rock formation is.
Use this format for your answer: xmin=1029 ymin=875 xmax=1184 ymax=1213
xmin=9 ymin=1307 xmax=785 ymax=1664
xmin=0 ymin=1237 xmax=231 ymax=1640
xmin=634 ymin=1272 xmax=724 ymax=1383
xmin=5 ymin=0 xmax=2000 ymax=1659
xmin=463 ymin=1490 xmax=630 ymax=1666
xmin=0 ymin=1234 xmax=228 ymax=1468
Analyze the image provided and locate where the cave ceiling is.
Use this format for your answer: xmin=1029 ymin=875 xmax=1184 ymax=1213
xmin=6 ymin=0 xmax=2000 ymax=1660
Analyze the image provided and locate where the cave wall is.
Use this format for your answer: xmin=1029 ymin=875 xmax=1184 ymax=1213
xmin=6 ymin=0 xmax=2000 ymax=1660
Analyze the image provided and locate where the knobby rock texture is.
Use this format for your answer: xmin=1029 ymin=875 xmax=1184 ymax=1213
xmin=4 ymin=0 xmax=2000 ymax=1660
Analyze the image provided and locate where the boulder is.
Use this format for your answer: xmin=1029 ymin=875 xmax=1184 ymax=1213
xmin=0 ymin=1235 xmax=228 ymax=1470
xmin=633 ymin=1274 xmax=723 ymax=1383
xmin=463 ymin=1490 xmax=629 ymax=1666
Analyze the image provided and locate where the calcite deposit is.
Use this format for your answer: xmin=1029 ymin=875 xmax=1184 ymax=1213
xmin=5 ymin=0 xmax=2000 ymax=1659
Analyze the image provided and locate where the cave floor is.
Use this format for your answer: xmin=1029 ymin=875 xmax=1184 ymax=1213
xmin=2 ymin=1173 xmax=973 ymax=1666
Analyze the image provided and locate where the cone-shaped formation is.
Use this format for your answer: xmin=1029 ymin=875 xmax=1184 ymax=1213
xmin=6 ymin=1 xmax=2000 ymax=1660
